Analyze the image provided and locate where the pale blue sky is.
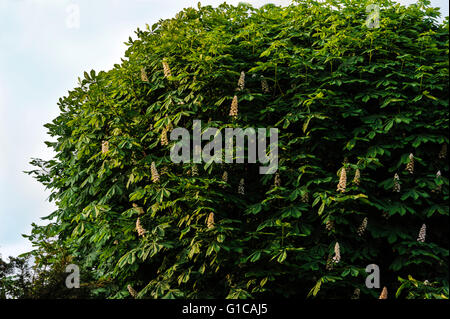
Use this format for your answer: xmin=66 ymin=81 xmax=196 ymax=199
xmin=0 ymin=0 xmax=448 ymax=260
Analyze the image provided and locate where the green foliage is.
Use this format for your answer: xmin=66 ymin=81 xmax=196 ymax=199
xmin=396 ymin=275 xmax=449 ymax=299
xmin=0 ymin=255 xmax=33 ymax=299
xmin=25 ymin=0 xmax=448 ymax=299
xmin=0 ymin=250 xmax=93 ymax=299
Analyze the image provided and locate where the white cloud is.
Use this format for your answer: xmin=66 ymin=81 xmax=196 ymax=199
xmin=0 ymin=241 xmax=33 ymax=262
xmin=0 ymin=77 xmax=8 ymax=233
xmin=0 ymin=78 xmax=6 ymax=180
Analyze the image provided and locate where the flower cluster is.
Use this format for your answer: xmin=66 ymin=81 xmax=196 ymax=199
xmin=136 ymin=217 xmax=146 ymax=237
xmin=229 ymin=95 xmax=238 ymax=118
xmin=357 ymin=217 xmax=368 ymax=237
xmin=238 ymin=178 xmax=245 ymax=195
xmin=274 ymin=172 xmax=281 ymax=187
xmin=336 ymin=167 xmax=347 ymax=193
xmin=353 ymin=168 xmax=361 ymax=185
xmin=127 ymin=285 xmax=138 ymax=298
xmin=332 ymin=242 xmax=341 ymax=264
xmin=393 ymin=173 xmax=401 ymax=193
xmin=237 ymin=71 xmax=245 ymax=91
xmin=101 ymin=140 xmax=109 ymax=154
xmin=207 ymin=212 xmax=215 ymax=229
xmin=151 ymin=162 xmax=160 ymax=183
xmin=417 ymin=224 xmax=426 ymax=243
xmin=162 ymin=59 xmax=171 ymax=78
xmin=140 ymin=67 xmax=148 ymax=82
xmin=405 ymin=153 xmax=414 ymax=174
xmin=261 ymin=77 xmax=270 ymax=93
xmin=379 ymin=287 xmax=388 ymax=299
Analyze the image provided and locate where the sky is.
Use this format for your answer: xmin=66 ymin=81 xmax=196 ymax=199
xmin=0 ymin=0 xmax=448 ymax=261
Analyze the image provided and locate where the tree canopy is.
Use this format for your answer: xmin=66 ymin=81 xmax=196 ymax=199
xmin=19 ymin=0 xmax=449 ymax=299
